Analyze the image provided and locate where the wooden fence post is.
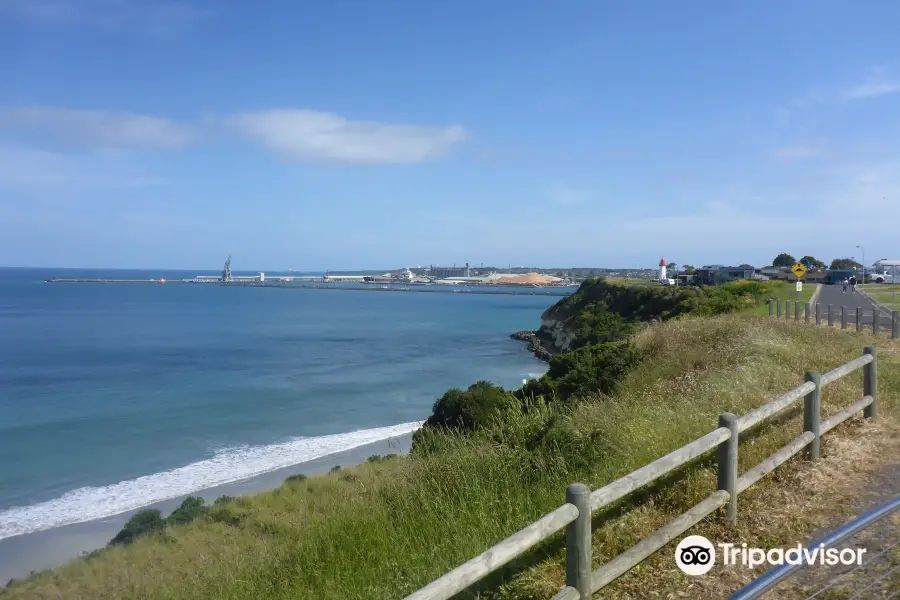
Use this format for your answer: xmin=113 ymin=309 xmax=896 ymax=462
xmin=786 ymin=300 xmax=791 ymax=321
xmin=827 ymin=304 xmax=834 ymax=327
xmin=566 ymin=483 xmax=592 ymax=599
xmin=815 ymin=303 xmax=821 ymax=325
xmin=777 ymin=301 xmax=782 ymax=318
xmin=768 ymin=299 xmax=774 ymax=316
xmin=864 ymin=347 xmax=878 ymax=419
xmin=873 ymin=311 xmax=879 ymax=334
xmin=841 ymin=305 xmax=847 ymax=329
xmin=893 ymin=311 xmax=899 ymax=340
xmin=795 ymin=301 xmax=801 ymax=321
xmin=803 ymin=372 xmax=822 ymax=460
xmin=717 ymin=413 xmax=738 ymax=525
xmin=805 ymin=302 xmax=810 ymax=322
xmin=856 ymin=307 xmax=862 ymax=332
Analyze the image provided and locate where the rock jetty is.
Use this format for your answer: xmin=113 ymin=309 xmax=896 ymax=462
xmin=510 ymin=330 xmax=553 ymax=362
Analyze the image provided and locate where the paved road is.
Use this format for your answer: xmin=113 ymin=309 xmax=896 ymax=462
xmin=813 ymin=284 xmax=894 ymax=329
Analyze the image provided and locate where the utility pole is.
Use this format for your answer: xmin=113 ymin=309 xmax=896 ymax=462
xmin=857 ymin=245 xmax=865 ymax=283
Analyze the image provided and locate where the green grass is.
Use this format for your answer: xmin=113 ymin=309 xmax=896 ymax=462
xmin=6 ymin=315 xmax=899 ymax=600
xmin=742 ymin=280 xmax=816 ymax=316
xmin=860 ymin=283 xmax=900 ymax=310
xmin=602 ymin=276 xmax=663 ymax=287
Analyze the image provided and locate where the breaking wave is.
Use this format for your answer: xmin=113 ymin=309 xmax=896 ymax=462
xmin=0 ymin=421 xmax=422 ymax=540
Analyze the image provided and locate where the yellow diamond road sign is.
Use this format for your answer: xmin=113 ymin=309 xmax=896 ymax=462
xmin=791 ymin=262 xmax=808 ymax=279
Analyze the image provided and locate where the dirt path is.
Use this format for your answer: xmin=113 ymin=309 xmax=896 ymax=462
xmin=745 ymin=425 xmax=900 ymax=599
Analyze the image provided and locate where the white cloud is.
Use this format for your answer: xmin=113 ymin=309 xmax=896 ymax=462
xmin=0 ymin=145 xmax=163 ymax=190
xmin=843 ymin=67 xmax=900 ymax=100
xmin=0 ymin=107 xmax=196 ymax=151
xmin=549 ymin=186 xmax=595 ymax=206
xmin=0 ymin=0 xmax=207 ymax=33
xmin=773 ymin=144 xmax=828 ymax=159
xmin=227 ymin=109 xmax=467 ymax=164
xmin=845 ymin=81 xmax=900 ymax=100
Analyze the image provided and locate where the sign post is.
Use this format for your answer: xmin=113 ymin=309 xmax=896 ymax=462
xmin=791 ymin=262 xmax=808 ymax=305
xmin=880 ymin=260 xmax=900 ymax=310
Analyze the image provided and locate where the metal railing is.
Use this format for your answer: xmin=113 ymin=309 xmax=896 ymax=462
xmin=405 ymin=347 xmax=880 ymax=600
xmin=768 ymin=298 xmax=900 ymax=339
xmin=729 ymin=494 xmax=900 ymax=599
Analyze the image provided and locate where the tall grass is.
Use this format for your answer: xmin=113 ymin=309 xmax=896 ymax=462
xmin=5 ymin=316 xmax=899 ymax=600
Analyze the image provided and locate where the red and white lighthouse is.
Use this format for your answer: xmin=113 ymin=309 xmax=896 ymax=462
xmin=659 ymin=258 xmax=668 ymax=282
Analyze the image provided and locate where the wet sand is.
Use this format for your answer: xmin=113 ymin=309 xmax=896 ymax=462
xmin=0 ymin=432 xmax=413 ymax=584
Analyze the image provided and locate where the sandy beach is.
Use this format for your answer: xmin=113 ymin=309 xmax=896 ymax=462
xmin=0 ymin=432 xmax=414 ymax=584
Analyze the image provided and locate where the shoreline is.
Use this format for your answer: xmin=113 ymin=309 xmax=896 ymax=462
xmin=0 ymin=309 xmax=550 ymax=586
xmin=0 ymin=432 xmax=414 ymax=584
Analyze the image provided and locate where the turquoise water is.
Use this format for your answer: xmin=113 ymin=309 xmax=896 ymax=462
xmin=0 ymin=268 xmax=556 ymax=540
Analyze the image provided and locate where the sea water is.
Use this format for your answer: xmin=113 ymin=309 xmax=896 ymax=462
xmin=0 ymin=268 xmax=556 ymax=540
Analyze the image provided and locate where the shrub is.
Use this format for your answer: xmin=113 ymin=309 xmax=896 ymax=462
xmin=516 ymin=376 xmax=558 ymax=403
xmin=213 ymin=495 xmax=237 ymax=506
xmin=208 ymin=505 xmax=245 ymax=527
xmin=284 ymin=473 xmax=308 ymax=484
xmin=166 ymin=496 xmax=208 ymax=526
xmin=423 ymin=381 xmax=517 ymax=431
xmin=108 ymin=509 xmax=166 ymax=546
xmin=367 ymin=454 xmax=399 ymax=464
xmin=570 ymin=307 xmax=635 ymax=346
xmin=544 ymin=342 xmax=642 ymax=400
xmin=329 ymin=465 xmax=341 ymax=473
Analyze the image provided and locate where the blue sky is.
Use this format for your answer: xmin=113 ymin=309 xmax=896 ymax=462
xmin=1 ymin=0 xmax=899 ymax=271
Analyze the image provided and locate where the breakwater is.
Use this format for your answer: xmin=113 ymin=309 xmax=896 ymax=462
xmin=45 ymin=279 xmax=574 ymax=297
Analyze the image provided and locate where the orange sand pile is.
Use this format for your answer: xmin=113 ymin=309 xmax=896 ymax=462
xmin=493 ymin=273 xmax=562 ymax=285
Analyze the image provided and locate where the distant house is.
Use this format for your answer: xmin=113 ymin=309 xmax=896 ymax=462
xmin=758 ymin=266 xmax=786 ymax=278
xmin=693 ymin=265 xmax=757 ymax=286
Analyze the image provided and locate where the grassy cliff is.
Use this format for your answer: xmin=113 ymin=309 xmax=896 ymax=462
xmin=5 ymin=282 xmax=898 ymax=600
xmin=537 ymin=277 xmax=778 ymax=353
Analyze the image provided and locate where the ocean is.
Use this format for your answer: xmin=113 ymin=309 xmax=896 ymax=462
xmin=0 ymin=268 xmax=557 ymax=542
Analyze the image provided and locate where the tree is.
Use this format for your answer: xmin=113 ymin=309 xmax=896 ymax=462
xmin=738 ymin=264 xmax=755 ymax=269
xmin=830 ymin=258 xmax=862 ymax=270
xmin=683 ymin=265 xmax=696 ymax=274
xmin=772 ymin=253 xmax=796 ymax=267
xmin=799 ymin=256 xmax=826 ymax=270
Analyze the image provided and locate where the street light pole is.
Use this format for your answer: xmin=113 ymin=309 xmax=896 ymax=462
xmin=857 ymin=245 xmax=865 ymax=284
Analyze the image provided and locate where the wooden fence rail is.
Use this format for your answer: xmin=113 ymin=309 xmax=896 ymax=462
xmin=404 ymin=347 xmax=879 ymax=600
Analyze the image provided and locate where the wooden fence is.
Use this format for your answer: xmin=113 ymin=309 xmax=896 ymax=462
xmin=768 ymin=298 xmax=899 ymax=339
xmin=404 ymin=347 xmax=880 ymax=600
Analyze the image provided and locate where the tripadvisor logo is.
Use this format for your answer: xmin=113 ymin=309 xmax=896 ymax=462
xmin=674 ymin=535 xmax=868 ymax=576
xmin=675 ymin=535 xmax=716 ymax=575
